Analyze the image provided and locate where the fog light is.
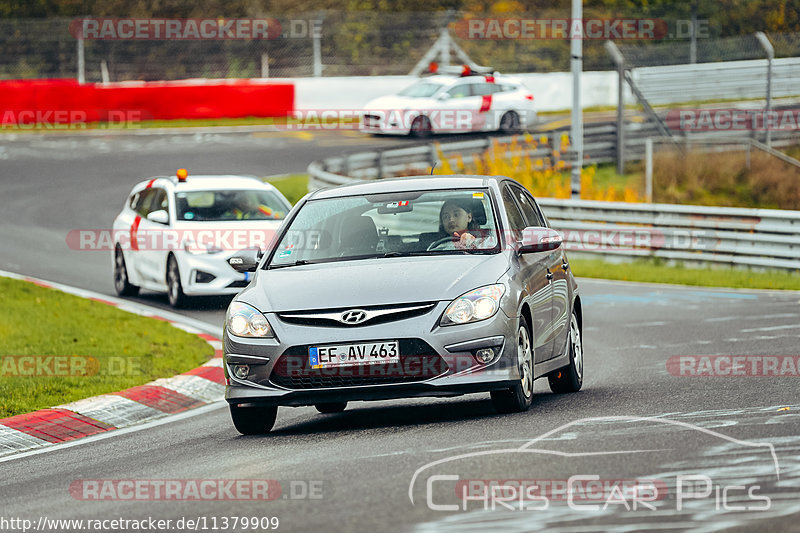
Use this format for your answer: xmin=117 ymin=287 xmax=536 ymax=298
xmin=474 ymin=348 xmax=495 ymax=364
xmin=232 ymin=364 xmax=250 ymax=380
xmin=195 ymin=270 xmax=216 ymax=283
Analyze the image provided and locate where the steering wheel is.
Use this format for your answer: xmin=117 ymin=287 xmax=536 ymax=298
xmin=426 ymin=236 xmax=456 ymax=251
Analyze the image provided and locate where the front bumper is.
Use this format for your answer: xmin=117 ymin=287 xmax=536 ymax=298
xmin=177 ymin=251 xmax=250 ymax=296
xmin=224 ymin=302 xmax=520 ymax=407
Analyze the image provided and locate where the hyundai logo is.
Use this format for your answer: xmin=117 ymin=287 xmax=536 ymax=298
xmin=339 ymin=309 xmax=368 ymax=325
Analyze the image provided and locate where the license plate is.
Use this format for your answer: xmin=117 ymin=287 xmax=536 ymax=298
xmin=309 ymin=341 xmax=399 ymax=369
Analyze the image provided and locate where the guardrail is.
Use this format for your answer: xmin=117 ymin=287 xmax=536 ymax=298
xmin=307 ymin=130 xmax=800 ymax=271
xmin=537 ymin=198 xmax=800 ymax=271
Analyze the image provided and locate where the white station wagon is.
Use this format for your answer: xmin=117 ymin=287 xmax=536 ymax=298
xmin=111 ymin=170 xmax=292 ymax=307
xmin=360 ymin=70 xmax=537 ymax=136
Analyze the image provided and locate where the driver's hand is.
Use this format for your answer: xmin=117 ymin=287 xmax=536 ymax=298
xmin=453 ymin=231 xmax=477 ymax=249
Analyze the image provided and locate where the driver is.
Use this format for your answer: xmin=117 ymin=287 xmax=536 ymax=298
xmin=437 ymin=198 xmax=482 ymax=249
xmin=228 ymin=191 xmax=274 ymax=220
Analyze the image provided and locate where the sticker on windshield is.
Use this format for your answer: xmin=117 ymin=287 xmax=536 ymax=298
xmin=472 ymin=192 xmax=484 ymax=198
xmin=386 ymin=201 xmax=409 ymax=208
xmin=279 ymin=250 xmax=292 ymax=258
xmin=183 ymin=212 xmax=195 ymax=219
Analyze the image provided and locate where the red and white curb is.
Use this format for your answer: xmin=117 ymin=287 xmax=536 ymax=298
xmin=0 ymin=270 xmax=226 ymax=459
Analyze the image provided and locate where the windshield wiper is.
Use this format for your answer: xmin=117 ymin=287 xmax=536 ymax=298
xmin=268 ymin=259 xmax=316 ymax=269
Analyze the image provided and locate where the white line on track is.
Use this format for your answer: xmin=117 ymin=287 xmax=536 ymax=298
xmin=0 ymin=401 xmax=227 ymax=464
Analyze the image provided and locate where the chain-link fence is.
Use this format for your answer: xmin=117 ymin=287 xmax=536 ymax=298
xmin=1 ymin=13 xmax=799 ymax=82
xmin=616 ymin=32 xmax=800 ymax=67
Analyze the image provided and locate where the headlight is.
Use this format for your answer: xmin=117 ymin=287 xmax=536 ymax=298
xmin=226 ymin=301 xmax=274 ymax=338
xmin=440 ymin=284 xmax=506 ymax=326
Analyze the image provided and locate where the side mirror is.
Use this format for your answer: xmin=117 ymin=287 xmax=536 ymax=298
xmin=228 ymin=248 xmax=262 ymax=273
xmin=146 ymin=209 xmax=169 ymax=225
xmin=518 ymin=227 xmax=562 ymax=254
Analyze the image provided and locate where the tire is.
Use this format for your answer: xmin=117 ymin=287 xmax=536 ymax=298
xmin=409 ymin=116 xmax=432 ymax=138
xmin=166 ymin=255 xmax=187 ymax=308
xmin=315 ymin=402 xmax=347 ymax=414
xmin=113 ymin=247 xmax=139 ymax=297
xmin=549 ymin=310 xmax=584 ymax=393
xmin=230 ymin=404 xmax=278 ymax=435
xmin=498 ymin=111 xmax=521 ymax=134
xmin=491 ymin=315 xmax=534 ymax=413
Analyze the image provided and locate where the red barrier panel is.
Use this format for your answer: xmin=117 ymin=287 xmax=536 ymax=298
xmin=0 ymin=79 xmax=294 ymax=125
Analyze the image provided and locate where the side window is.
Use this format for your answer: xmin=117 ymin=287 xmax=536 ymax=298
xmin=501 ymin=185 xmax=527 ymax=240
xmin=134 ymin=189 xmax=155 ymax=216
xmin=511 ymin=185 xmax=546 ymax=227
xmin=470 ymin=83 xmax=493 ymax=96
xmin=150 ymin=188 xmax=168 ymax=213
xmin=445 ymin=84 xmax=470 ymax=99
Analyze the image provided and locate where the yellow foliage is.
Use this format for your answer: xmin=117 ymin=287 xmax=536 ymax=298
xmin=437 ymin=138 xmax=644 ymax=203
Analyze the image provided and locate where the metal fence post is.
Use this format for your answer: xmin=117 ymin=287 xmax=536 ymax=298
xmin=645 ymin=137 xmax=653 ymax=203
xmin=261 ymin=53 xmax=269 ymax=78
xmin=312 ymin=19 xmax=323 ymax=77
xmin=569 ymin=0 xmax=583 ymax=199
xmin=755 ymin=32 xmax=774 ymax=148
xmin=77 ymin=35 xmax=85 ymax=84
xmin=605 ymin=41 xmax=626 ymax=175
xmin=100 ymin=60 xmax=110 ymax=84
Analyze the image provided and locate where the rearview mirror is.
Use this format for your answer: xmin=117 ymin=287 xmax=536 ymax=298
xmin=228 ymin=248 xmax=262 ymax=273
xmin=146 ymin=210 xmax=169 ymax=225
xmin=518 ymin=227 xmax=562 ymax=254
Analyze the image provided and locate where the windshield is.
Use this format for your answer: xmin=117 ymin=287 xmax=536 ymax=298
xmin=175 ymin=190 xmax=288 ymax=221
xmin=267 ymin=189 xmax=500 ymax=268
xmin=397 ymin=81 xmax=444 ymax=98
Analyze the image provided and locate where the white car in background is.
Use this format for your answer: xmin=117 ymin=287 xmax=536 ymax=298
xmin=360 ymin=70 xmax=536 ymax=137
xmin=111 ymin=171 xmax=292 ymax=307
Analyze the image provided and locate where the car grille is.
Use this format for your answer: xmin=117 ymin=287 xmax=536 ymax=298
xmin=276 ymin=302 xmax=436 ymax=328
xmin=269 ymin=339 xmax=447 ymax=389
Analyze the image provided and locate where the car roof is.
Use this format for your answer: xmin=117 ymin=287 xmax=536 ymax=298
xmin=416 ymin=74 xmax=515 ymax=87
xmin=134 ymin=175 xmax=279 ymax=193
xmin=309 ymin=175 xmax=505 ymax=200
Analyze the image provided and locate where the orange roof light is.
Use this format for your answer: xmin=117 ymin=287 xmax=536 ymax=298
xmin=461 ymin=65 xmax=472 ymax=76
xmin=176 ymin=168 xmax=188 ymax=182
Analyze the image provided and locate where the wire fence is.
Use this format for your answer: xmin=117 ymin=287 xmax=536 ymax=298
xmin=1 ymin=14 xmax=799 ymax=82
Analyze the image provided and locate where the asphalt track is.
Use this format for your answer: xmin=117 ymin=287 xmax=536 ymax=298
xmin=1 ymin=129 xmax=799 ymax=532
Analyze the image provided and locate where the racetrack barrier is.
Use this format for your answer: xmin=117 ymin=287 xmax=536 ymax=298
xmin=0 ymin=78 xmax=294 ymax=124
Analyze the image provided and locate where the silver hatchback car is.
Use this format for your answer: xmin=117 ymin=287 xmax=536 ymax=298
xmin=224 ymin=175 xmax=583 ymax=434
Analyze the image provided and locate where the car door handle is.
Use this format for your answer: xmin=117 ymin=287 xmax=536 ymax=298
xmin=546 ymin=269 xmax=554 ymax=281
xmin=561 ymin=261 xmax=569 ymax=271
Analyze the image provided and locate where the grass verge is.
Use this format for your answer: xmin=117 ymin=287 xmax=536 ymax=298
xmin=570 ymin=257 xmax=800 ymax=291
xmin=0 ymin=277 xmax=214 ymax=418
xmin=265 ymin=173 xmax=309 ymax=205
